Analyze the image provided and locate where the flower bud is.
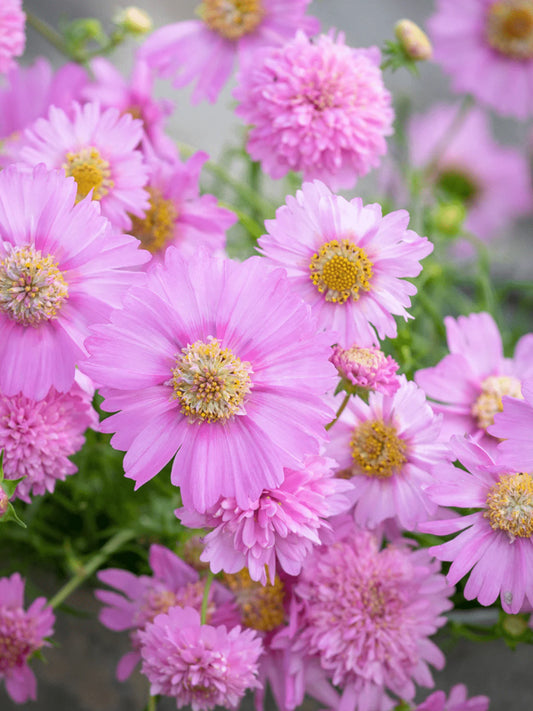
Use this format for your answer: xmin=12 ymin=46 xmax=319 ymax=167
xmin=0 ymin=487 xmax=8 ymax=517
xmin=114 ymin=7 xmax=153 ymax=35
xmin=395 ymin=19 xmax=433 ymax=61
xmin=432 ymin=200 xmax=467 ymax=235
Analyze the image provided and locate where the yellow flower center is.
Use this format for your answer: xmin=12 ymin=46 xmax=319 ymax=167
xmin=130 ymin=187 xmax=178 ymax=253
xmin=63 ymin=146 xmax=114 ymax=202
xmin=349 ymin=419 xmax=407 ymax=478
xmin=198 ymin=0 xmax=265 ymax=40
xmin=224 ymin=570 xmax=285 ymax=632
xmin=485 ymin=472 xmax=533 ymax=540
xmin=471 ymin=375 xmax=522 ymax=430
xmin=487 ymin=1 xmax=533 ymax=58
xmin=309 ymin=239 xmax=374 ymax=304
xmin=169 ymin=337 xmax=253 ymax=423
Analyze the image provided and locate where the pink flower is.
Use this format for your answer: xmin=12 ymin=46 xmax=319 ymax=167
xmin=416 ymin=683 xmax=490 ymax=711
xmin=177 ymin=455 xmax=352 ymax=585
xmin=415 ymin=312 xmax=533 ymax=452
xmin=0 ymin=163 xmax=149 ymax=400
xmin=18 ymin=102 xmax=149 ymax=230
xmin=420 ymin=435 xmax=533 ymax=614
xmin=234 ymin=31 xmax=393 ymax=190
xmin=0 ymin=573 xmax=55 ymax=704
xmin=139 ymin=0 xmax=319 ymax=104
xmin=490 ymin=379 xmax=533 ymax=467
xmin=429 ymin=0 xmax=533 ymax=119
xmin=83 ymin=248 xmax=335 ymax=512
xmin=139 ymin=605 xmax=263 ymax=710
xmin=326 ymin=376 xmax=447 ymax=531
xmin=0 ymin=0 xmax=25 ymax=75
xmin=330 ymin=344 xmax=400 ymax=396
xmin=258 ymin=180 xmax=433 ymax=347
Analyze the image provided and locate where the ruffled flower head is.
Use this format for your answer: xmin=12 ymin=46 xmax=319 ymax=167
xmin=330 ymin=344 xmax=400 ymax=396
xmin=0 ymin=0 xmax=25 ymax=75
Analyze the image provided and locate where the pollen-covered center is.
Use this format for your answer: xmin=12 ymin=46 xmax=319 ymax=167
xmin=485 ymin=472 xmax=533 ymax=539
xmin=349 ymin=419 xmax=407 ymax=478
xmin=198 ymin=0 xmax=265 ymax=40
xmin=0 ymin=608 xmax=37 ymax=673
xmin=63 ymin=146 xmax=114 ymax=202
xmin=130 ymin=187 xmax=178 ymax=253
xmin=170 ymin=337 xmax=253 ymax=423
xmin=487 ymin=1 xmax=533 ymax=59
xmin=0 ymin=245 xmax=68 ymax=327
xmin=224 ymin=569 xmax=285 ymax=632
xmin=472 ymin=375 xmax=522 ymax=430
xmin=309 ymin=239 xmax=374 ymax=304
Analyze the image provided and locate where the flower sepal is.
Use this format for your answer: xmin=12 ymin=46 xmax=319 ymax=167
xmin=0 ymin=452 xmax=26 ymax=527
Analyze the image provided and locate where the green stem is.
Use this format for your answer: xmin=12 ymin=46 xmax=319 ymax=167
xmin=146 ymin=695 xmax=157 ymax=711
xmin=200 ymin=570 xmax=214 ymax=624
xmin=325 ymin=393 xmax=350 ymax=432
xmin=25 ymin=10 xmax=74 ymax=60
xmin=423 ymin=96 xmax=474 ymax=180
xmin=48 ymin=529 xmax=136 ymax=609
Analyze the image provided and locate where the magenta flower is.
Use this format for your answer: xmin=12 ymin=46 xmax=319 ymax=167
xmin=0 ymin=0 xmax=25 ymax=75
xmin=416 ymin=684 xmax=490 ymax=711
xmin=234 ymin=31 xmax=393 ymax=190
xmin=139 ymin=605 xmax=263 ymax=710
xmin=139 ymin=0 xmax=319 ymax=104
xmin=490 ymin=380 xmax=533 ymax=467
xmin=330 ymin=344 xmax=400 ymax=396
xmin=83 ymin=248 xmax=335 ymax=512
xmin=415 ymin=312 xmax=533 ymax=452
xmin=0 ymin=164 xmax=149 ymax=400
xmin=0 ymin=573 xmax=55 ymax=704
xmin=258 ymin=180 xmax=433 ymax=347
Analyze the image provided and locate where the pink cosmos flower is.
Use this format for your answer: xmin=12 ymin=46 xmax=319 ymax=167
xmin=177 ymin=455 xmax=352 ymax=585
xmin=139 ymin=0 xmax=319 ymax=104
xmin=330 ymin=344 xmax=400 ymax=396
xmin=234 ymin=32 xmax=393 ymax=191
xmin=83 ymin=248 xmax=335 ymax=512
xmin=294 ymin=528 xmax=453 ymax=711
xmin=0 ymin=163 xmax=149 ymax=400
xmin=429 ymin=0 xmax=533 ymax=119
xmin=18 ymin=101 xmax=149 ymax=230
xmin=0 ymin=573 xmax=55 ymax=704
xmin=0 ymin=0 xmax=25 ymax=75
xmin=409 ymin=103 xmax=532 ymax=240
xmin=326 ymin=376 xmax=447 ymax=531
xmin=415 ymin=312 xmax=533 ymax=452
xmin=420 ymin=435 xmax=533 ymax=614
xmin=490 ymin=379 xmax=533 ymax=467
xmin=416 ymin=684 xmax=490 ymax=711
xmin=139 ymin=605 xmax=263 ymax=710
xmin=258 ymin=180 xmax=433 ymax=348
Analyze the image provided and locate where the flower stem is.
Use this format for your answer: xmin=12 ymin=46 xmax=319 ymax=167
xmin=423 ymin=95 xmax=474 ymax=180
xmin=200 ymin=570 xmax=214 ymax=624
xmin=25 ymin=10 xmax=74 ymax=60
xmin=146 ymin=695 xmax=157 ymax=711
xmin=325 ymin=393 xmax=351 ymax=432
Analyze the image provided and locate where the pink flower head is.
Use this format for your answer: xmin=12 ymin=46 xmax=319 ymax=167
xmin=0 ymin=573 xmax=55 ymax=704
xmin=429 ymin=0 xmax=533 ymax=119
xmin=0 ymin=0 xmax=25 ymax=75
xmin=177 ymin=454 xmax=352 ymax=585
xmin=0 ymin=163 xmax=149 ymax=400
xmin=18 ymin=101 xmax=149 ymax=230
xmin=139 ymin=605 xmax=263 ymax=710
xmin=258 ymin=180 xmax=433 ymax=348
xmin=327 ymin=375 xmax=447 ymax=531
xmin=416 ymin=684 xmax=490 ymax=711
xmin=490 ymin=379 xmax=533 ymax=467
xmin=330 ymin=344 xmax=400 ymax=396
xmin=234 ymin=31 xmax=393 ymax=190
xmin=83 ymin=248 xmax=336 ymax=512
xmin=415 ymin=312 xmax=533 ymax=452
xmin=139 ymin=0 xmax=319 ymax=104
xmin=295 ymin=529 xmax=452 ymax=711
xmin=420 ymin=435 xmax=533 ymax=613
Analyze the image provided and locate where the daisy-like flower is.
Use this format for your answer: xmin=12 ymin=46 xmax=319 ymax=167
xmin=489 ymin=379 xmax=533 ymax=467
xmin=177 ymin=455 xmax=352 ymax=585
xmin=258 ymin=181 xmax=433 ymax=348
xmin=330 ymin=344 xmax=400 ymax=396
xmin=139 ymin=605 xmax=263 ymax=710
xmin=408 ymin=104 xmax=532 ymax=241
xmin=0 ymin=573 xmax=55 ymax=704
xmin=18 ymin=101 xmax=149 ymax=230
xmin=421 ymin=435 xmax=533 ymax=613
xmin=429 ymin=0 xmax=533 ymax=119
xmin=294 ymin=528 xmax=453 ymax=711
xmin=415 ymin=684 xmax=490 ymax=711
xmin=234 ymin=32 xmax=393 ymax=190
xmin=83 ymin=248 xmax=335 ymax=512
xmin=415 ymin=312 xmax=533 ymax=451
xmin=139 ymin=0 xmax=319 ymax=104
xmin=326 ymin=376 xmax=446 ymax=531
xmin=0 ymin=163 xmax=149 ymax=400
xmin=0 ymin=0 xmax=25 ymax=75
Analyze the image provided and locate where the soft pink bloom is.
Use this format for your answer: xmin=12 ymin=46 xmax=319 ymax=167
xmin=330 ymin=344 xmax=400 ymax=396
xmin=139 ymin=605 xmax=263 ymax=710
xmin=234 ymin=31 xmax=393 ymax=190
xmin=18 ymin=101 xmax=149 ymax=230
xmin=416 ymin=683 xmax=490 ymax=711
xmin=415 ymin=312 xmax=533 ymax=452
xmin=429 ymin=0 xmax=533 ymax=119
xmin=0 ymin=0 xmax=25 ymax=74
xmin=420 ymin=435 xmax=533 ymax=614
xmin=177 ymin=454 xmax=352 ymax=585
xmin=258 ymin=180 xmax=433 ymax=347
xmin=294 ymin=528 xmax=452 ymax=711
xmin=139 ymin=0 xmax=319 ymax=104
xmin=0 ymin=573 xmax=55 ymax=704
xmin=83 ymin=248 xmax=336 ymax=512
xmin=490 ymin=380 xmax=533 ymax=467
xmin=0 ymin=163 xmax=149 ymax=400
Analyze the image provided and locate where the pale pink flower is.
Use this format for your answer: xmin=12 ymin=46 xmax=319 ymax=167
xmin=416 ymin=683 xmax=490 ymax=711
xmin=330 ymin=344 xmax=400 ymax=396
xmin=0 ymin=0 xmax=25 ymax=75
xmin=490 ymin=379 xmax=533 ymax=467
